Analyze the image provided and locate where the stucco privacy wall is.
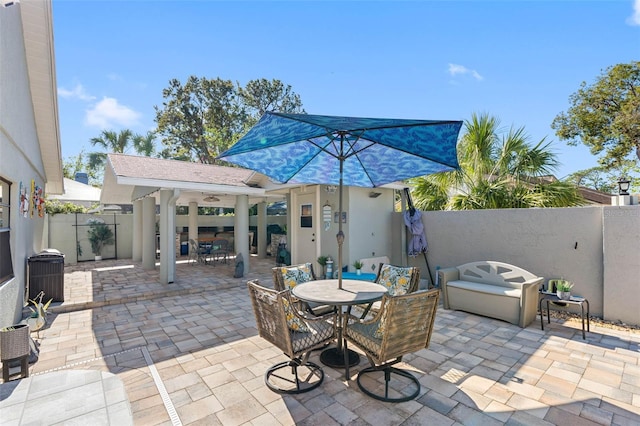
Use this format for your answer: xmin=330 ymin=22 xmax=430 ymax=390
xmin=404 ymin=205 xmax=640 ymax=324
xmin=0 ymin=3 xmax=48 ymax=326
xmin=48 ymin=213 xmax=287 ymax=264
xmin=602 ymin=206 xmax=640 ymax=326
xmin=406 ymin=207 xmax=605 ymax=316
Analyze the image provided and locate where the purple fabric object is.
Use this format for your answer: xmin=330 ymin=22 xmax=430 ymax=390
xmin=404 ymin=209 xmax=428 ymax=257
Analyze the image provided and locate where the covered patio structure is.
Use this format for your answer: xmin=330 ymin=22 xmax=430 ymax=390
xmin=100 ymin=153 xmax=285 ymax=284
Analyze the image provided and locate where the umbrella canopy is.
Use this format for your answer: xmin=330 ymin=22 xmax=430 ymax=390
xmin=219 ymin=112 xmax=462 ymax=288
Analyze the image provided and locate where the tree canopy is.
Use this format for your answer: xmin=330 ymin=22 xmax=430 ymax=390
xmin=551 ymin=61 xmax=640 ymax=168
xmin=410 ymin=113 xmax=585 ymax=210
xmin=154 ymin=76 xmax=305 ymax=163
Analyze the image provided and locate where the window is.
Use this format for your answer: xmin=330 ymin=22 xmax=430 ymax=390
xmin=300 ymin=203 xmax=312 ymax=228
xmin=0 ymin=178 xmax=13 ymax=283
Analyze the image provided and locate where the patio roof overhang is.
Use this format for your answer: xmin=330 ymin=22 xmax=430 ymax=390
xmin=101 ymin=154 xmax=285 ymax=208
xmin=18 ymin=0 xmax=64 ymax=194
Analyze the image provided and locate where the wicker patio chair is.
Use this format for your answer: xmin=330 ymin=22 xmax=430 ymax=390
xmin=343 ymin=288 xmax=440 ymax=402
xmin=247 ymin=280 xmax=336 ymax=394
xmin=356 ymin=263 xmax=420 ymax=318
xmin=207 ymin=238 xmax=230 ymax=264
xmin=188 ymin=239 xmax=209 ymax=264
xmin=272 ymin=263 xmax=335 ymax=316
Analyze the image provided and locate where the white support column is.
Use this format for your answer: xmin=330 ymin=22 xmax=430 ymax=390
xmin=235 ymin=194 xmax=249 ymax=274
xmin=132 ymin=199 xmax=143 ymax=261
xmin=141 ymin=197 xmax=156 ymax=270
xmin=159 ymin=189 xmax=179 ymax=284
xmin=257 ymin=201 xmax=267 ymax=258
xmin=188 ymin=202 xmax=198 ymax=251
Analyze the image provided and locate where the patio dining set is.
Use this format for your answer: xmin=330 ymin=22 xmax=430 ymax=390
xmin=249 ymin=261 xmax=438 ymax=402
xmin=188 ymin=238 xmax=230 ymax=265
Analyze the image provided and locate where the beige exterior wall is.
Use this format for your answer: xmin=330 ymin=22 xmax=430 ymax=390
xmin=404 ymin=205 xmax=639 ymax=324
xmin=48 ymin=213 xmax=288 ymax=264
xmin=0 ymin=4 xmax=48 ymax=326
xmin=46 ymin=203 xmax=640 ymax=325
xmin=602 ymin=206 xmax=640 ymax=326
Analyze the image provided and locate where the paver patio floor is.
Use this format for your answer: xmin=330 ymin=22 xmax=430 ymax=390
xmin=2 ymin=256 xmax=639 ymax=425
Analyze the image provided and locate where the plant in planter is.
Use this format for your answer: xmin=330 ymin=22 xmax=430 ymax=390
xmin=87 ymin=220 xmax=114 ymax=261
xmin=352 ymin=260 xmax=364 ymax=275
xmin=554 ymin=279 xmax=574 ymax=300
xmin=317 ymin=255 xmax=328 ymax=279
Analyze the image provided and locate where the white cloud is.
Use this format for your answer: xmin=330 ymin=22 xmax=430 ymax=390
xmin=57 ymin=83 xmax=96 ymax=101
xmin=627 ymin=0 xmax=640 ymax=25
xmin=85 ymin=97 xmax=141 ymax=128
xmin=448 ymin=63 xmax=484 ymax=81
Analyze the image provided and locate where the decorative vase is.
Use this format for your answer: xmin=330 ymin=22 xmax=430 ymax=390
xmin=557 ymin=291 xmax=571 ymax=300
xmin=94 ymin=255 xmax=102 ymax=261
xmin=356 ymin=269 xmax=361 ymax=276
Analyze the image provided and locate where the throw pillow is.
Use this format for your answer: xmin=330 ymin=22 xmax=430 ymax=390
xmin=378 ymin=265 xmax=413 ymax=296
xmin=280 ymin=263 xmax=313 ymax=290
xmin=282 ymin=297 xmax=310 ymax=333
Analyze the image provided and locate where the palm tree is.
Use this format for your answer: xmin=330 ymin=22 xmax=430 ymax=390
xmin=410 ymin=113 xmax=585 ymax=210
xmin=132 ymin=131 xmax=157 ymax=157
xmin=88 ymin=129 xmax=135 ymax=170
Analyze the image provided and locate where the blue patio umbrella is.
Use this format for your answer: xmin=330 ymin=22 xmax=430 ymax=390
xmin=218 ymin=112 xmax=462 ymax=288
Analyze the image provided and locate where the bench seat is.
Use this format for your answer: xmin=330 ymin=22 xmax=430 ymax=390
xmin=440 ymin=261 xmax=543 ymax=328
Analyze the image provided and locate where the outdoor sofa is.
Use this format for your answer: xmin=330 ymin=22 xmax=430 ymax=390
xmin=439 ymin=261 xmax=543 ymax=328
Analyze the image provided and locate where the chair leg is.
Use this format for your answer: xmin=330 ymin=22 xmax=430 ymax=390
xmin=356 ymin=365 xmax=420 ymax=402
xmin=265 ymin=358 xmax=324 ymax=394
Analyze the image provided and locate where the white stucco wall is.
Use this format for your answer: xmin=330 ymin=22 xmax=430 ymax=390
xmin=602 ymin=206 xmax=640 ymax=326
xmin=0 ymin=3 xmax=48 ymax=326
xmin=45 ymin=202 xmax=640 ymax=324
xmin=404 ymin=206 xmax=625 ymax=320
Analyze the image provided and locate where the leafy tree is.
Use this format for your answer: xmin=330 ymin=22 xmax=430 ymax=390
xmin=410 ymin=113 xmax=585 ymax=210
xmin=155 ymin=76 xmax=242 ymax=163
xmin=567 ymin=161 xmax=640 ymax=194
xmin=238 ymin=78 xmax=305 ymax=129
xmin=551 ymin=61 xmax=640 ymax=168
xmin=62 ymin=150 xmax=101 ymax=186
xmin=154 ymin=76 xmax=305 ymax=163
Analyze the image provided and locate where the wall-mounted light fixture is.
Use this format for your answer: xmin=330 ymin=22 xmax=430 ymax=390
xmin=618 ymin=177 xmax=631 ymax=196
xmin=369 ymin=191 xmax=382 ymax=198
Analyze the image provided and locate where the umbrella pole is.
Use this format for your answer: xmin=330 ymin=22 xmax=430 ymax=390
xmin=337 ymin=138 xmax=345 ymax=290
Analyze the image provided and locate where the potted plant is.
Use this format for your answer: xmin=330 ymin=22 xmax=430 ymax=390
xmin=87 ymin=220 xmax=114 ymax=261
xmin=554 ymin=279 xmax=574 ymax=300
xmin=352 ymin=260 xmax=364 ymax=275
xmin=317 ymin=255 xmax=328 ymax=279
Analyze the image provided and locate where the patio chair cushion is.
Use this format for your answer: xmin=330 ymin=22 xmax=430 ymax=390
xmin=282 ymin=298 xmax=310 ymax=332
xmin=377 ymin=265 xmax=414 ymax=296
xmin=278 ymin=263 xmax=313 ymax=290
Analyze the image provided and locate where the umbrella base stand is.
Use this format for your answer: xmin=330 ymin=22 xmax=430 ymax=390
xmin=320 ymin=347 xmax=360 ymax=368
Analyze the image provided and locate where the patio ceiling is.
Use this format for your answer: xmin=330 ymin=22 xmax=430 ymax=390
xmin=101 ymin=154 xmax=285 ymax=208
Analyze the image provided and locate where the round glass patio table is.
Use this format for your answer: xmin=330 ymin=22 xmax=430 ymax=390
xmin=292 ymin=279 xmax=387 ymax=377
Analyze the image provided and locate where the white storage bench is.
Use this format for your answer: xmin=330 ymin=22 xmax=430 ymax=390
xmin=440 ymin=261 xmax=543 ymax=328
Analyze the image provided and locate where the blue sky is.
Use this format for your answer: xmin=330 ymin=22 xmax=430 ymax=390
xmin=53 ymin=0 xmax=640 ymax=179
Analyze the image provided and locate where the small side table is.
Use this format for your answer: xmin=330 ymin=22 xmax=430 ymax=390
xmin=539 ymin=292 xmax=590 ymax=339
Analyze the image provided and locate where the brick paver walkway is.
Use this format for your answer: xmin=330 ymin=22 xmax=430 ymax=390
xmin=3 ymin=256 xmax=639 ymax=425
